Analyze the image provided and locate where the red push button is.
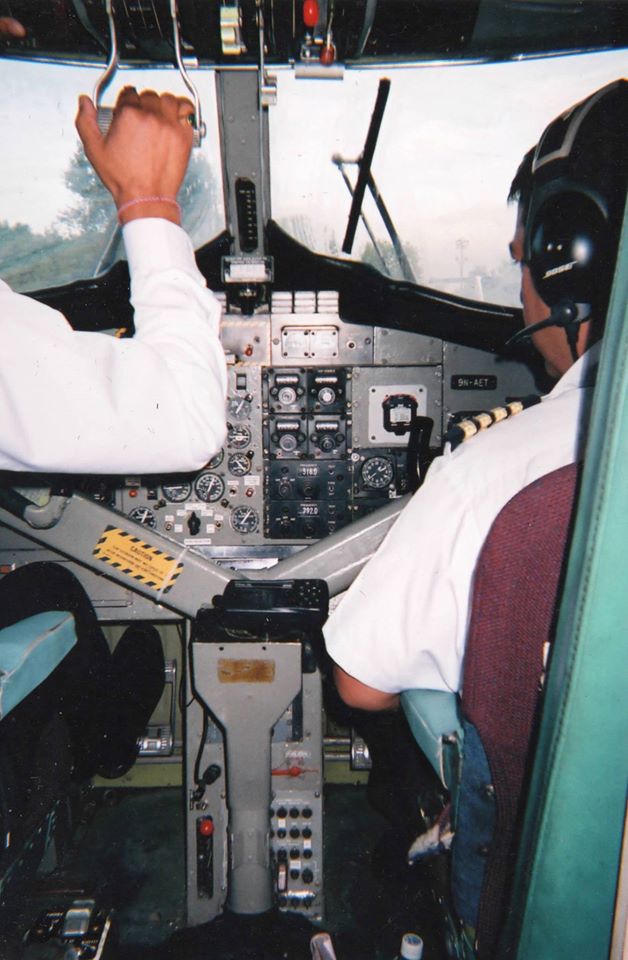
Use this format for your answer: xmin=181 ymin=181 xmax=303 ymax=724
xmin=303 ymin=1 xmax=319 ymax=28
xmin=198 ymin=817 xmax=214 ymax=837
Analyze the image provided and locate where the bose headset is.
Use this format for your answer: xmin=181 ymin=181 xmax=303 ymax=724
xmin=506 ymin=79 xmax=627 ymax=360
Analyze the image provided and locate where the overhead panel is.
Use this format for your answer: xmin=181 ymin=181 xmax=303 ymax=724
xmin=1 ymin=1 xmax=626 ymax=66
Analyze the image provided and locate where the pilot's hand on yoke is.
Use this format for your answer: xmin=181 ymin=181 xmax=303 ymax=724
xmin=76 ymin=87 xmax=196 ymax=227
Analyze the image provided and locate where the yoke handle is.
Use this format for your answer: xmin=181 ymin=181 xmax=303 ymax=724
xmin=93 ymin=0 xmax=206 ymax=148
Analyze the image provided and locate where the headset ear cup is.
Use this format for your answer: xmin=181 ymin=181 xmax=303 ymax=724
xmin=527 ymin=191 xmax=609 ymax=308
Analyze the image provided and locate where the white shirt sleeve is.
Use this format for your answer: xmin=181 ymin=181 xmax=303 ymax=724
xmin=323 ymin=453 xmax=482 ymax=695
xmin=0 ymin=219 xmax=227 ymax=474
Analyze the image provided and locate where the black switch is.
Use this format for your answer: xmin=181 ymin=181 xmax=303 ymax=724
xmin=187 ymin=512 xmax=201 ymax=536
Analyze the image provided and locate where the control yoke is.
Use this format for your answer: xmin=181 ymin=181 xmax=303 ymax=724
xmin=93 ymin=0 xmax=206 ymax=147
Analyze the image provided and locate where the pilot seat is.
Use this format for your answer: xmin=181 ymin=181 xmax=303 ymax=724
xmin=401 ymin=462 xmax=580 ymax=958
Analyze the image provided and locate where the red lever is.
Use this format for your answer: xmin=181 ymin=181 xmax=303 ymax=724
xmin=320 ymin=43 xmax=336 ymax=65
xmin=272 ymin=765 xmax=317 ymax=778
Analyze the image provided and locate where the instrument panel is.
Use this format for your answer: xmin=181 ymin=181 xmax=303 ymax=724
xmin=112 ymin=290 xmax=538 ymax=566
xmin=115 ymin=292 xmax=432 ymax=561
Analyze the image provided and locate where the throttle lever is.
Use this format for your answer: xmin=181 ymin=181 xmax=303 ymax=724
xmin=93 ymin=0 xmax=206 ymax=148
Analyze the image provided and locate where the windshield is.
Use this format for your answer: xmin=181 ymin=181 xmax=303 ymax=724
xmin=1 ymin=50 xmax=625 ymax=301
xmin=0 ymin=61 xmax=224 ymax=292
xmin=270 ymin=50 xmax=627 ymax=307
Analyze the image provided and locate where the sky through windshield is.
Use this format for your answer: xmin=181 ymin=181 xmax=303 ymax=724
xmin=270 ymin=50 xmax=627 ymax=303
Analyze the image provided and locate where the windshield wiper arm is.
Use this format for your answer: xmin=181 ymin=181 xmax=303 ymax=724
xmin=333 ymin=159 xmax=388 ymax=271
xmin=341 ymin=78 xmax=390 ymax=255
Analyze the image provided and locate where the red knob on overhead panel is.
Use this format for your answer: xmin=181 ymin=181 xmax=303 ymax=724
xmin=198 ymin=817 xmax=214 ymax=837
xmin=303 ymin=0 xmax=319 ymax=28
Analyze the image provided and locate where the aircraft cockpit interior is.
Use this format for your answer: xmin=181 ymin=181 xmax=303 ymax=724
xmin=0 ymin=2 xmax=626 ymax=958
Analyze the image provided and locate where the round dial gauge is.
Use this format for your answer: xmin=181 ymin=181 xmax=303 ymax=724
xmin=194 ymin=471 xmax=225 ymax=503
xmin=162 ymin=482 xmax=192 ymax=503
xmin=228 ymin=453 xmax=251 ymax=477
xmin=231 ymin=505 xmax=259 ymax=534
xmin=278 ymin=386 xmax=297 ymax=405
xmin=227 ymin=396 xmax=252 ymax=421
xmin=361 ymin=456 xmax=394 ymax=490
xmin=127 ymin=506 xmax=157 ymax=528
xmin=318 ymin=386 xmax=336 ymax=405
xmin=279 ymin=434 xmax=298 ymax=453
xmin=206 ymin=449 xmax=224 ymax=469
xmin=228 ymin=424 xmax=251 ymax=449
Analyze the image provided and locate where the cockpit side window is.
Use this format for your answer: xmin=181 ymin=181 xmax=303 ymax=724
xmin=269 ymin=50 xmax=626 ymax=307
xmin=0 ymin=62 xmax=224 ymax=292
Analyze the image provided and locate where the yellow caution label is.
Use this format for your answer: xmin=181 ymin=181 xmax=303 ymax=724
xmin=93 ymin=526 xmax=183 ymax=594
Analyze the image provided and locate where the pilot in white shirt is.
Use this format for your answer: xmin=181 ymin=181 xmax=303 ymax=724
xmin=326 ymin=79 xmax=626 ymax=712
xmin=0 ymin=49 xmax=227 ymax=475
xmin=0 ymin=15 xmax=227 ymax=783
xmin=324 ymin=343 xmax=599 ymax=698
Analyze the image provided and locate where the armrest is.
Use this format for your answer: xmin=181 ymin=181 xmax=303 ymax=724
xmin=401 ymin=688 xmax=464 ymax=790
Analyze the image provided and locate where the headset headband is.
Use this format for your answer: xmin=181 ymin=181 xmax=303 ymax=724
xmin=531 ymin=83 xmax=616 ymax=176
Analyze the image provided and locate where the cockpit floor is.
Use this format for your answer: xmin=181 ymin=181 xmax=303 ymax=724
xmin=9 ymin=784 xmax=447 ymax=959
